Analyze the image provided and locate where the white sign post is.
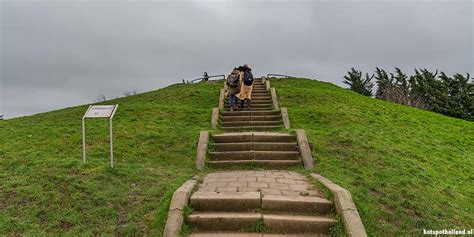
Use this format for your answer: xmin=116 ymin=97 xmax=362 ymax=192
xmin=82 ymin=104 xmax=118 ymax=168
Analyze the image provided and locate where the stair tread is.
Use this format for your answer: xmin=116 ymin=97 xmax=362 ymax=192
xmin=262 ymin=195 xmax=332 ymax=204
xmin=189 ymin=233 xmax=328 ymax=237
xmin=208 ymin=160 xmax=301 ymax=165
xmin=212 ymin=142 xmax=297 ymax=145
xmin=210 ymin=151 xmax=299 ymax=154
xmin=213 ymin=132 xmax=292 ymax=136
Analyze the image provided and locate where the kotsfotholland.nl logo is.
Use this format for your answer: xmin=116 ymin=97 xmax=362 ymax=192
xmin=423 ymin=229 xmax=473 ymax=235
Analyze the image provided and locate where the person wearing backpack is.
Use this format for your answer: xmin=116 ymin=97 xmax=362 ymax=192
xmin=237 ymin=64 xmax=254 ymax=110
xmin=226 ymin=68 xmax=241 ymax=111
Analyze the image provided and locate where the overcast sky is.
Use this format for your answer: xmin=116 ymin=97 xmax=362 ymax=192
xmin=1 ymin=0 xmax=473 ymax=118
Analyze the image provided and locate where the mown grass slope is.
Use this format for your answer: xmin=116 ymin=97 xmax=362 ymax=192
xmin=0 ymin=81 xmax=222 ymax=235
xmin=2 ymin=78 xmax=472 ymax=236
xmin=272 ymin=78 xmax=473 ymax=236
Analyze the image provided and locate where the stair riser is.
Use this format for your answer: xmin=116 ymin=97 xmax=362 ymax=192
xmin=191 ymin=192 xmax=261 ymax=212
xmin=221 ymin=116 xmax=282 ymax=122
xmin=264 ymin=216 xmax=336 ymax=234
xmin=262 ymin=197 xmax=333 ymax=215
xmin=212 ymin=134 xmax=295 ymax=143
xmin=209 ymin=152 xmax=299 ymax=160
xmin=225 ymin=101 xmax=272 ymax=105
xmin=222 ymin=121 xmax=282 ymax=126
xmin=212 ymin=143 xmax=298 ymax=152
xmin=208 ymin=160 xmax=301 ymax=168
xmin=225 ymin=109 xmax=274 ymax=113
xmin=223 ymin=126 xmax=280 ymax=132
xmin=188 ymin=214 xmax=260 ymax=232
xmin=225 ymin=105 xmax=272 ymax=109
xmin=221 ymin=111 xmax=281 ymax=116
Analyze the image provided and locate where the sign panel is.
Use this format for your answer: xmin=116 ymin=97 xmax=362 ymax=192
xmin=82 ymin=104 xmax=118 ymax=168
xmin=85 ymin=105 xmax=116 ymax=118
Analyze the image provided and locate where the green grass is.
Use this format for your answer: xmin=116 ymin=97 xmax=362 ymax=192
xmin=272 ymin=78 xmax=474 ymax=236
xmin=0 ymin=81 xmax=222 ymax=235
xmin=1 ymin=77 xmax=472 ymax=236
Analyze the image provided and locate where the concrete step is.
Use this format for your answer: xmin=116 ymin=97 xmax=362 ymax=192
xmin=221 ymin=111 xmax=281 ymax=116
xmin=225 ymin=104 xmax=272 ymax=109
xmin=222 ymin=121 xmax=282 ymax=127
xmin=212 ymin=132 xmax=295 ymax=143
xmin=191 ymin=192 xmax=261 ymax=212
xmin=212 ymin=142 xmax=298 ymax=152
xmin=209 ymin=151 xmax=300 ymax=160
xmin=223 ymin=125 xmax=281 ymax=131
xmin=225 ymin=109 xmax=274 ymax=113
xmin=207 ymin=160 xmax=301 ymax=168
xmin=189 ymin=233 xmax=329 ymax=237
xmin=264 ymin=215 xmax=336 ymax=234
xmin=221 ymin=115 xmax=282 ymax=122
xmin=251 ymin=96 xmax=271 ymax=99
xmin=188 ymin=212 xmax=261 ymax=232
xmin=262 ymin=195 xmax=333 ymax=214
xmin=187 ymin=213 xmax=336 ymax=234
xmin=225 ymin=101 xmax=272 ymax=105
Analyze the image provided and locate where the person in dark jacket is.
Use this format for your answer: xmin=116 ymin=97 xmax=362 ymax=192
xmin=226 ymin=68 xmax=241 ymax=111
xmin=237 ymin=64 xmax=254 ymax=110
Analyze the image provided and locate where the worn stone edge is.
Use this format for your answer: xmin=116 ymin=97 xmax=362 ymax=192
xmin=265 ymin=80 xmax=271 ymax=91
xmin=218 ymin=88 xmax=225 ymax=110
xmin=280 ymin=107 xmax=290 ymax=129
xmin=270 ymin=88 xmax=280 ymax=111
xmin=310 ymin=173 xmax=367 ymax=237
xmin=211 ymin=108 xmax=219 ymax=129
xmin=195 ymin=131 xmax=209 ymax=170
xmin=295 ymin=129 xmax=314 ymax=169
xmin=163 ymin=178 xmax=198 ymax=237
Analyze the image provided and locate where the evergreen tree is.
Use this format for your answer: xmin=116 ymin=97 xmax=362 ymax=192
xmin=374 ymin=67 xmax=391 ymax=100
xmin=440 ymin=73 xmax=473 ymax=120
xmin=392 ymin=68 xmax=410 ymax=105
xmin=343 ymin=68 xmax=373 ymax=96
xmin=409 ymin=69 xmax=442 ymax=112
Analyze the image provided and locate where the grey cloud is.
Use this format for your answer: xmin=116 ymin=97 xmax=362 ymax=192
xmin=1 ymin=0 xmax=472 ymax=118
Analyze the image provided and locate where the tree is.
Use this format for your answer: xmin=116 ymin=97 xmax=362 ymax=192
xmin=343 ymin=68 xmax=373 ymax=96
xmin=439 ymin=72 xmax=473 ymax=120
xmin=374 ymin=67 xmax=391 ymax=100
xmin=409 ymin=69 xmax=442 ymax=112
xmin=392 ymin=68 xmax=410 ymax=105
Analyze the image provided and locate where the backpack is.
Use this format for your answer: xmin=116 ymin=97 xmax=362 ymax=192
xmin=227 ymin=72 xmax=240 ymax=88
xmin=243 ymin=71 xmax=254 ymax=86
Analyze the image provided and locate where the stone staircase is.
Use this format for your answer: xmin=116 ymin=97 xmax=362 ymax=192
xmin=221 ymin=79 xmax=282 ymax=131
xmin=180 ymin=77 xmax=338 ymax=236
xmin=207 ymin=132 xmax=302 ymax=168
xmin=187 ymin=171 xmax=336 ymax=237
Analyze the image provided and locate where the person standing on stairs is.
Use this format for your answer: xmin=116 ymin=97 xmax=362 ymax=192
xmin=237 ymin=64 xmax=254 ymax=110
xmin=226 ymin=68 xmax=241 ymax=111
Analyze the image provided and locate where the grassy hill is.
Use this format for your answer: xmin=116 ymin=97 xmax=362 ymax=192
xmin=272 ymin=78 xmax=473 ymax=235
xmin=0 ymin=81 xmax=222 ymax=235
xmin=1 ymin=78 xmax=472 ymax=236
